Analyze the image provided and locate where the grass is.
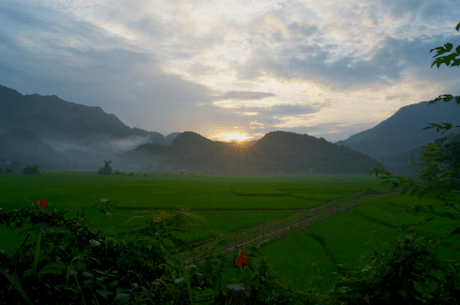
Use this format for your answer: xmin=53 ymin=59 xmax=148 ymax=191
xmin=258 ymin=192 xmax=460 ymax=292
xmin=4 ymin=172 xmax=386 ymax=251
xmin=1 ymin=172 xmax=361 ymax=210
xmin=9 ymin=170 xmax=459 ymax=295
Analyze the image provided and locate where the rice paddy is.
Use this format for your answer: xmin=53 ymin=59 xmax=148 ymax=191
xmin=1 ymin=170 xmax=458 ymax=293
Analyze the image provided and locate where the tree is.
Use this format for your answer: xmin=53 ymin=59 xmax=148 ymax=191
xmin=4 ymin=168 xmax=13 ymax=174
xmin=98 ymin=160 xmax=113 ymax=175
xmin=360 ymin=22 xmax=460 ymax=303
xmin=22 ymin=164 xmax=40 ymax=175
xmin=0 ymin=167 xmax=3 ymax=174
xmin=433 ymin=133 xmax=460 ymax=182
xmin=370 ymin=21 xmax=460 ymax=215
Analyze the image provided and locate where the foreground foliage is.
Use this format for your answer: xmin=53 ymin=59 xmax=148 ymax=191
xmin=1 ymin=199 xmax=459 ymax=304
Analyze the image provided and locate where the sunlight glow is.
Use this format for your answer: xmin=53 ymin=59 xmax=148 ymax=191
xmin=210 ymin=132 xmax=253 ymax=143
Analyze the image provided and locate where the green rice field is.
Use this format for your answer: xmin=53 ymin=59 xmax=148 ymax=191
xmin=1 ymin=170 xmax=458 ymax=293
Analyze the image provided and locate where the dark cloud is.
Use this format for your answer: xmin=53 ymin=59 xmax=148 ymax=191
xmin=288 ymin=22 xmax=319 ymax=38
xmin=236 ymin=33 xmax=460 ymax=90
xmin=241 ymin=104 xmax=318 ymax=117
xmin=218 ymin=91 xmax=276 ymax=100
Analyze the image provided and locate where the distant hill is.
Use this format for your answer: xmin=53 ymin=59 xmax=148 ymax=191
xmin=335 ymin=100 xmax=460 ymax=170
xmin=0 ymin=84 xmax=176 ymax=149
xmin=130 ymin=131 xmax=384 ymax=174
xmin=0 ymin=84 xmax=180 ymax=170
xmin=0 ymin=128 xmax=71 ymax=169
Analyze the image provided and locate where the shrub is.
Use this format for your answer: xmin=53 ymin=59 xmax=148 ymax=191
xmin=328 ymin=233 xmax=460 ymax=304
xmin=22 ymin=164 xmax=39 ymax=175
xmin=97 ymin=160 xmax=113 ymax=175
xmin=3 ymin=168 xmax=12 ymax=174
xmin=0 ymin=202 xmax=314 ymax=305
xmin=1 ymin=199 xmax=460 ymax=304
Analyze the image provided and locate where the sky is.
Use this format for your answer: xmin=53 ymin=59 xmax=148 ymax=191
xmin=1 ymin=0 xmax=459 ymax=143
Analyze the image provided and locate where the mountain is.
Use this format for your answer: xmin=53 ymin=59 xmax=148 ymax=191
xmin=335 ymin=100 xmax=460 ymax=170
xmin=0 ymin=84 xmax=176 ymax=150
xmin=0 ymin=128 xmax=71 ymax=169
xmin=130 ymin=131 xmax=384 ymax=174
xmin=0 ymin=84 xmax=180 ymax=170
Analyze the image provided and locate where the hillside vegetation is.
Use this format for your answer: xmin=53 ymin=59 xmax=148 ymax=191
xmin=131 ymin=131 xmax=383 ymax=174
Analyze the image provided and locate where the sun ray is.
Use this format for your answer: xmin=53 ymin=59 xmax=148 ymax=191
xmin=210 ymin=132 xmax=252 ymax=143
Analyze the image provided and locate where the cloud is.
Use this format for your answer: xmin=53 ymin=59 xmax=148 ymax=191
xmin=0 ymin=0 xmax=459 ymax=144
xmin=218 ymin=91 xmax=276 ymax=100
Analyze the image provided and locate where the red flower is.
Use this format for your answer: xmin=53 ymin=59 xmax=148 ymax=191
xmin=236 ymin=251 xmax=250 ymax=268
xmin=33 ymin=198 xmax=48 ymax=212
xmin=39 ymin=199 xmax=48 ymax=209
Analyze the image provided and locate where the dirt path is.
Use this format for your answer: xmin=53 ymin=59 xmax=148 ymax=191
xmin=181 ymin=188 xmax=401 ymax=263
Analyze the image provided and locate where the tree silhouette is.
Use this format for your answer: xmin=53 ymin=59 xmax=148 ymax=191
xmin=22 ymin=164 xmax=40 ymax=175
xmin=97 ymin=160 xmax=113 ymax=175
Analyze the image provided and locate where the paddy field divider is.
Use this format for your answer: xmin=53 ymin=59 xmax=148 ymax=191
xmin=180 ymin=188 xmax=402 ymax=264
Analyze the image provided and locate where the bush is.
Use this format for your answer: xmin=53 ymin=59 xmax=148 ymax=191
xmin=328 ymin=233 xmax=460 ymax=304
xmin=0 ymin=203 xmax=311 ymax=305
xmin=113 ymin=170 xmax=123 ymax=176
xmin=97 ymin=160 xmax=113 ymax=175
xmin=0 ymin=167 xmax=3 ymax=174
xmin=2 ymin=199 xmax=460 ymax=304
xmin=22 ymin=164 xmax=39 ymax=175
xmin=3 ymin=168 xmax=12 ymax=174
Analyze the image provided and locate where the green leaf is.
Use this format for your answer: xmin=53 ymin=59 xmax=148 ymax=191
xmin=64 ymin=287 xmax=78 ymax=294
xmin=0 ymin=268 xmax=34 ymax=305
xmin=97 ymin=289 xmax=109 ymax=300
xmin=362 ymin=294 xmax=371 ymax=305
xmin=445 ymin=43 xmax=453 ymax=51
xmin=453 ymin=58 xmax=460 ymax=67
xmin=369 ymin=168 xmax=378 ymax=176
xmin=32 ymin=231 xmax=42 ymax=276
xmin=400 ymin=187 xmax=410 ymax=195
xmin=113 ymin=293 xmax=130 ymax=305
xmin=37 ymin=262 xmax=68 ymax=277
xmin=82 ymin=271 xmax=92 ymax=278
xmin=175 ymin=277 xmax=185 ymax=284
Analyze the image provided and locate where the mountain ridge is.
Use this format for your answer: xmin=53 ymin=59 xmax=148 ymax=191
xmin=130 ymin=130 xmax=384 ymax=174
xmin=335 ymin=99 xmax=460 ymax=170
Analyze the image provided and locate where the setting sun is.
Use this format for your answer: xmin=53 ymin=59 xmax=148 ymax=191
xmin=210 ymin=132 xmax=253 ymax=143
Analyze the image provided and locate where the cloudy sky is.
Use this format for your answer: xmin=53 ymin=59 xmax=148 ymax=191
xmin=1 ymin=0 xmax=459 ymax=142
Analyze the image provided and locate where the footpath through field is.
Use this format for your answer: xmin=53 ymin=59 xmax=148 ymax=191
xmin=181 ymin=188 xmax=401 ymax=263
